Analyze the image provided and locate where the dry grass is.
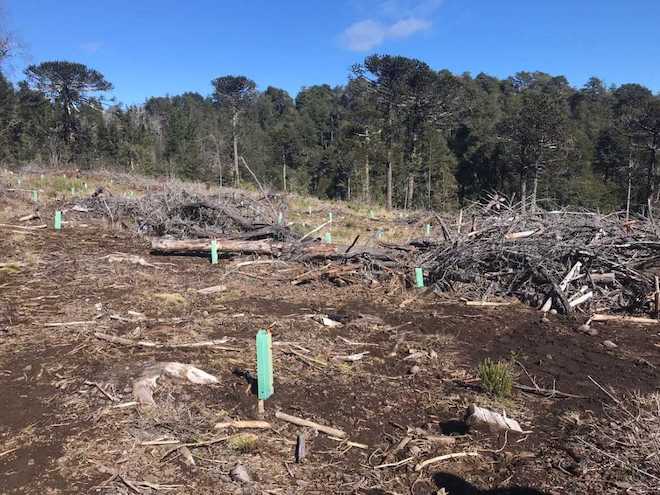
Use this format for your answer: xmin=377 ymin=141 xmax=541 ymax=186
xmin=152 ymin=292 xmax=187 ymax=305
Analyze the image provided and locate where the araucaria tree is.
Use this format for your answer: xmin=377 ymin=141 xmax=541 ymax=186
xmin=24 ymin=62 xmax=112 ymax=156
xmin=499 ymin=78 xmax=571 ymax=210
xmin=211 ymin=75 xmax=257 ymax=187
xmin=2 ymin=53 xmax=660 ymax=214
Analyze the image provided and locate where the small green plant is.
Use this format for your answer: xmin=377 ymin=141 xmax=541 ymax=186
xmin=478 ymin=358 xmax=514 ymax=398
xmin=227 ymin=433 xmax=258 ymax=453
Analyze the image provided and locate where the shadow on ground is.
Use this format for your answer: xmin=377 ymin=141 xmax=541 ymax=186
xmin=432 ymin=472 xmax=547 ymax=494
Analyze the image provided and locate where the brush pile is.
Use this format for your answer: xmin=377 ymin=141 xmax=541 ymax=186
xmin=75 ymin=186 xmax=296 ymax=240
xmin=415 ymin=204 xmax=660 ymax=315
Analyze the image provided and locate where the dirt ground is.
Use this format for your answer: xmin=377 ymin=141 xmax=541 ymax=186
xmin=1 ymin=172 xmax=659 ymax=494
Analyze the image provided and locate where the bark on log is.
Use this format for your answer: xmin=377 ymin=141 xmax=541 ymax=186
xmin=150 ymin=237 xmax=400 ymax=261
xmin=590 ymin=273 xmax=616 ymax=284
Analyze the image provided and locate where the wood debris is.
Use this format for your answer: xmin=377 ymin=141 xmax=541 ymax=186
xmin=132 ymin=362 xmax=219 ymax=406
xmin=464 ymin=404 xmax=523 ymax=433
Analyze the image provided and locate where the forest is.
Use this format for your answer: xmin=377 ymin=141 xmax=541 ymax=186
xmin=1 ymin=50 xmax=659 ymax=212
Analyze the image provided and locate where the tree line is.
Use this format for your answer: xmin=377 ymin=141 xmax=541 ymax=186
xmin=0 ymin=52 xmax=658 ymax=212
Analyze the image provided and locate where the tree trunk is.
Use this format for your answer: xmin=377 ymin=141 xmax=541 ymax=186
xmin=407 ymin=175 xmax=415 ymax=210
xmin=282 ymin=153 xmax=287 ymax=193
xmin=648 ymin=135 xmax=657 ymax=203
xmin=427 ymin=141 xmax=432 ymax=209
xmin=386 ymin=111 xmax=393 ymax=210
xmin=531 ymin=163 xmax=539 ymax=213
xmin=626 ymin=139 xmax=633 ymax=221
xmin=363 ymin=129 xmax=370 ymax=203
xmin=387 ymin=156 xmax=393 ymax=210
xmin=364 ymin=151 xmax=370 ymax=203
xmin=232 ymin=111 xmax=240 ymax=188
xmin=520 ymin=170 xmax=527 ymax=214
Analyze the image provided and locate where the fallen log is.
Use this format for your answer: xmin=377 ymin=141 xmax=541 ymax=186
xmin=591 ymin=314 xmax=660 ymax=325
xmin=590 ymin=272 xmax=616 ymax=284
xmin=150 ymin=237 xmax=401 ymax=262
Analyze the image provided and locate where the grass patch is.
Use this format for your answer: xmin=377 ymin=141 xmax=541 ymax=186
xmin=478 ymin=358 xmax=514 ymax=398
xmin=0 ymin=262 xmax=24 ymax=274
xmin=152 ymin=292 xmax=186 ymax=305
xmin=227 ymin=433 xmax=258 ymax=453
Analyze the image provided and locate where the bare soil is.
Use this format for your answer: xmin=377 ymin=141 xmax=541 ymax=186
xmin=1 ymin=177 xmax=659 ymax=495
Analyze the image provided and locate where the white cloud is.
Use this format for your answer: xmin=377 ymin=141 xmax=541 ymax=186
xmin=342 ymin=20 xmax=387 ymax=52
xmin=341 ymin=0 xmax=441 ymax=52
xmin=341 ymin=17 xmax=431 ymax=52
xmin=388 ymin=18 xmax=431 ymax=38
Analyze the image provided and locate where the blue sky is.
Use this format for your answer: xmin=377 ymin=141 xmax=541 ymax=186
xmin=4 ymin=0 xmax=659 ymax=105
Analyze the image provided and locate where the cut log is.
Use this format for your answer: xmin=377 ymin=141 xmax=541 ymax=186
xmin=569 ymin=291 xmax=593 ymax=308
xmin=151 ymin=237 xmax=400 ymax=262
xmin=541 ymin=262 xmax=582 ymax=312
xmin=152 ymin=238 xmax=284 ymax=256
xmin=537 ymin=266 xmax=573 ymax=314
xmin=591 ymin=314 xmax=660 ymax=325
xmin=590 ymin=272 xmax=616 ymax=284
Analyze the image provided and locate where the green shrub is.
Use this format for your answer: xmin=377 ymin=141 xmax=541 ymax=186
xmin=478 ymin=358 xmax=514 ymax=398
xmin=227 ymin=433 xmax=258 ymax=453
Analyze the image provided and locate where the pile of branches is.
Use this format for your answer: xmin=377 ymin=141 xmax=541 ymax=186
xmin=415 ymin=204 xmax=660 ymax=315
xmin=75 ymin=186 xmax=296 ymax=241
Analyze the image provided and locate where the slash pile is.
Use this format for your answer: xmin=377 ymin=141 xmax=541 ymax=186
xmin=416 ymin=206 xmax=660 ymax=315
xmin=75 ymin=186 xmax=295 ymax=240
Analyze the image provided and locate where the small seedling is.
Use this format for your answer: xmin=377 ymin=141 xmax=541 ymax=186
xmin=227 ymin=433 xmax=258 ymax=453
xmin=324 ymin=232 xmax=332 ymax=243
xmin=256 ymin=329 xmax=273 ymax=418
xmin=210 ymin=240 xmax=219 ymax=265
xmin=277 ymin=211 xmax=283 ymax=225
xmin=369 ymin=210 xmax=375 ymax=219
xmin=478 ymin=358 xmax=514 ymax=398
xmin=32 ymin=190 xmax=38 ymax=202
xmin=54 ymin=210 xmax=62 ymax=231
xmin=415 ymin=267 xmax=424 ymax=288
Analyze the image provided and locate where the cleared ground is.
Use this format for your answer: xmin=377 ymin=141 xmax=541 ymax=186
xmin=1 ymin=170 xmax=659 ymax=494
